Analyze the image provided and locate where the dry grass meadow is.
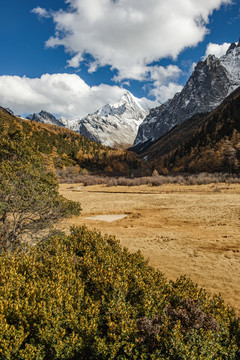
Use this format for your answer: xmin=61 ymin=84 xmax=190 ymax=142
xmin=59 ymin=182 xmax=240 ymax=313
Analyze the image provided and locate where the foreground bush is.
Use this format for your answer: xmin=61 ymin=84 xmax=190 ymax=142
xmin=0 ymin=226 xmax=239 ymax=359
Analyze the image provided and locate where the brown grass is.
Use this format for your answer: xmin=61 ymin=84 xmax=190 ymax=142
xmin=59 ymin=182 xmax=240 ymax=314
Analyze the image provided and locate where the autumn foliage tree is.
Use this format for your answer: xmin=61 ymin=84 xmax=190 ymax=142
xmin=0 ymin=129 xmax=81 ymax=251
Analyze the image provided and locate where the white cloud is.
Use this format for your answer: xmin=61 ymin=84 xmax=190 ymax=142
xmin=203 ymin=42 xmax=231 ymax=59
xmin=0 ymin=69 xmax=179 ymax=119
xmin=145 ymin=65 xmax=182 ymax=103
xmin=149 ymin=65 xmax=182 ymax=83
xmin=67 ymin=53 xmax=84 ymax=68
xmin=31 ymin=7 xmax=50 ymax=18
xmin=88 ymin=61 xmax=99 ymax=74
xmin=150 ymin=82 xmax=183 ymax=103
xmin=0 ymin=74 xmax=127 ymax=119
xmin=42 ymin=0 xmax=231 ymax=81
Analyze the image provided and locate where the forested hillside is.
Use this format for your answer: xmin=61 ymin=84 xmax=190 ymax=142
xmin=142 ymin=87 xmax=240 ymax=174
xmin=0 ymin=107 xmax=143 ymax=176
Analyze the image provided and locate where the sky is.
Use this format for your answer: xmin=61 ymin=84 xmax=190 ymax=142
xmin=0 ymin=0 xmax=239 ymax=119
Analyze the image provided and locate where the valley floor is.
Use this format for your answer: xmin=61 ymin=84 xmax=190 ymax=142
xmin=59 ymin=182 xmax=240 ymax=314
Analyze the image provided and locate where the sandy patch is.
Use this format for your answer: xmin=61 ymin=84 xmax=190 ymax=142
xmin=85 ymin=214 xmax=128 ymax=222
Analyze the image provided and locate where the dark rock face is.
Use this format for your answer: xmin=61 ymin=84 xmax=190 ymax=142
xmin=134 ymin=41 xmax=240 ymax=149
xmin=27 ymin=111 xmax=65 ymax=128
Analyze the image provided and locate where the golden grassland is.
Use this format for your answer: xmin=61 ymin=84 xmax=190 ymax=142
xmin=59 ymin=182 xmax=240 ymax=313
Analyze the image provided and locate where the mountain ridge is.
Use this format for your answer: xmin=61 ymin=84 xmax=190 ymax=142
xmin=133 ymin=40 xmax=240 ymax=149
xmin=142 ymin=85 xmax=240 ymax=174
xmin=27 ymin=110 xmax=65 ymax=128
xmin=0 ymin=106 xmax=144 ymax=176
xmin=26 ymin=91 xmax=158 ymax=149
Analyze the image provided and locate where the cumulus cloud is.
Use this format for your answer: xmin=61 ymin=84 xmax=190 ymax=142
xmin=145 ymin=64 xmax=183 ymax=103
xmin=0 ymin=70 xmax=179 ymax=119
xmin=149 ymin=82 xmax=183 ymax=103
xmin=41 ymin=0 xmax=231 ymax=81
xmin=0 ymin=74 xmax=127 ymax=119
xmin=149 ymin=65 xmax=182 ymax=83
xmin=203 ymin=42 xmax=231 ymax=59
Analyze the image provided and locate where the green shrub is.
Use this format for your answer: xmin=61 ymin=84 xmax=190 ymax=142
xmin=0 ymin=226 xmax=239 ymax=359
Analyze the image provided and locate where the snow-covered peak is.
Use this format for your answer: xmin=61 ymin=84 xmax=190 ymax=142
xmin=91 ymin=91 xmax=158 ymax=119
xmin=59 ymin=116 xmax=71 ymax=127
xmin=76 ymin=90 xmax=151 ymax=148
xmin=219 ymin=41 xmax=240 ymax=94
xmin=25 ymin=91 xmax=158 ymax=148
xmin=93 ymin=91 xmax=150 ymax=120
xmin=115 ymin=91 xmax=159 ymax=113
xmin=117 ymin=91 xmax=143 ymax=109
xmin=94 ymin=103 xmax=112 ymax=117
xmin=26 ymin=110 xmax=65 ymax=128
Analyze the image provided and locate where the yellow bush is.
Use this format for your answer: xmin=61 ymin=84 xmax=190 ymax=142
xmin=0 ymin=227 xmax=239 ymax=359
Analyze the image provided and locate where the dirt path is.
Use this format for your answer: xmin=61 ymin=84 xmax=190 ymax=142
xmin=59 ymin=183 xmax=240 ymax=313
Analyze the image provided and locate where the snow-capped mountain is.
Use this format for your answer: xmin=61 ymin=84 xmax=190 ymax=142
xmin=26 ymin=110 xmax=64 ymax=128
xmin=74 ymin=91 xmax=157 ymax=148
xmin=133 ymin=40 xmax=240 ymax=148
xmin=26 ymin=91 xmax=157 ymax=148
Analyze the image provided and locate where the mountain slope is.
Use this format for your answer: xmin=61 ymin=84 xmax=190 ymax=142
xmin=26 ymin=91 xmax=158 ymax=149
xmin=77 ymin=92 xmax=150 ymax=148
xmin=0 ymin=106 xmax=143 ymax=175
xmin=133 ymin=40 xmax=240 ymax=149
xmin=142 ymin=86 xmax=240 ymax=174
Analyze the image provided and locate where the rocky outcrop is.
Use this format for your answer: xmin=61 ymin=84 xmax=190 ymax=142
xmin=26 ymin=110 xmax=65 ymax=127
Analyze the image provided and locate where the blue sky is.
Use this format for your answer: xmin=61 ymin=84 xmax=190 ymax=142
xmin=0 ymin=0 xmax=239 ymax=119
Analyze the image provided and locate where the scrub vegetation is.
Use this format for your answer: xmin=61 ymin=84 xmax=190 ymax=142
xmin=0 ymin=226 xmax=240 ymax=359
